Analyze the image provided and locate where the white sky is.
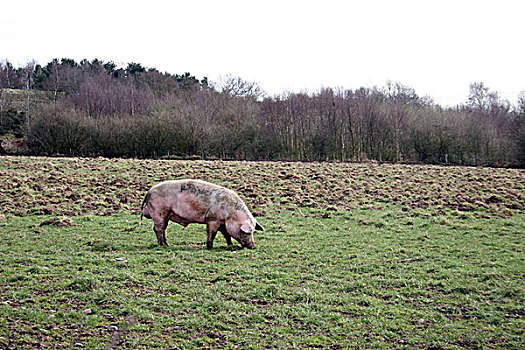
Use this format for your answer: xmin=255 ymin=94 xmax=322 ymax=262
xmin=2 ymin=0 xmax=524 ymax=106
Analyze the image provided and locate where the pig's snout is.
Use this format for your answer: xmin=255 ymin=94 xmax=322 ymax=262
xmin=239 ymin=234 xmax=256 ymax=249
xmin=242 ymin=238 xmax=256 ymax=249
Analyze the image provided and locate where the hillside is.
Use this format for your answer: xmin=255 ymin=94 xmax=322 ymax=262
xmin=0 ymin=89 xmax=57 ymax=139
xmin=1 ymin=59 xmax=524 ymax=165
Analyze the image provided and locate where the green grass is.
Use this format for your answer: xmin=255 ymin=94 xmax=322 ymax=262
xmin=1 ymin=207 xmax=523 ymax=349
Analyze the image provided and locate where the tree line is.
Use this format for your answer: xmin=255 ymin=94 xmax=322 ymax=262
xmin=1 ymin=58 xmax=524 ymax=166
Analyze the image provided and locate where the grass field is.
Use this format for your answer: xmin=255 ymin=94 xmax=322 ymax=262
xmin=0 ymin=156 xmax=523 ymax=349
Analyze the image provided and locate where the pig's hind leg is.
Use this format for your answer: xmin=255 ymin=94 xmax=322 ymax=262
xmin=152 ymin=214 xmax=169 ymax=246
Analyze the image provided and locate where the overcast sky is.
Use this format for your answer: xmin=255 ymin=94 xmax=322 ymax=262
xmin=2 ymin=0 xmax=524 ymax=106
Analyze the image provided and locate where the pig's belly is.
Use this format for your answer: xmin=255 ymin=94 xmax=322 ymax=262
xmin=169 ymin=211 xmax=205 ymax=227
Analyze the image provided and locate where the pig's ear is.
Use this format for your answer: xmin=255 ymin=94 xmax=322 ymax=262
xmin=240 ymin=220 xmax=254 ymax=233
xmin=255 ymin=221 xmax=264 ymax=231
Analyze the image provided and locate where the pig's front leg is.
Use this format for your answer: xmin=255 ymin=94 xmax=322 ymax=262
xmin=219 ymin=224 xmax=233 ymax=246
xmin=206 ymin=221 xmax=221 ymax=249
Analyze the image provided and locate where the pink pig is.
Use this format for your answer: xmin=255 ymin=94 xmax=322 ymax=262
xmin=141 ymin=179 xmax=264 ymax=249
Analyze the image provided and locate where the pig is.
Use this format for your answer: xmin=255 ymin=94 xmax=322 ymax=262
xmin=141 ymin=179 xmax=264 ymax=249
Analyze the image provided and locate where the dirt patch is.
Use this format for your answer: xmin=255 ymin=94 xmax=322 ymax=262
xmin=40 ymin=217 xmax=75 ymax=227
xmin=0 ymin=156 xmax=523 ymax=218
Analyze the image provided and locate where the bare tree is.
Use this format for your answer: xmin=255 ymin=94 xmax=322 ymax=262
xmin=382 ymin=82 xmax=420 ymax=162
xmin=467 ymin=82 xmax=499 ymax=111
xmin=20 ymin=61 xmax=36 ymax=140
xmin=214 ymin=75 xmax=266 ymax=101
xmin=513 ymin=92 xmax=525 ymax=166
